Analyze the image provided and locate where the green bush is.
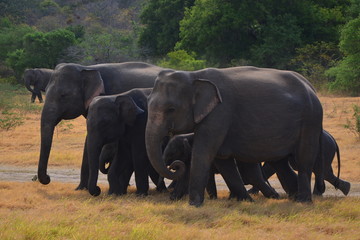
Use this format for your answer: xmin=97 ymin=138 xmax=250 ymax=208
xmin=0 ymin=82 xmax=42 ymax=130
xmin=326 ymin=17 xmax=360 ymax=95
xmin=157 ymin=50 xmax=207 ymax=71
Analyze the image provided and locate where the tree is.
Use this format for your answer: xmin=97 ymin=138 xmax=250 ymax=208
xmin=176 ymin=0 xmax=350 ymax=67
xmin=6 ymin=28 xmax=76 ymax=79
xmin=326 ymin=16 xmax=360 ymax=95
xmin=138 ymin=0 xmax=195 ymax=57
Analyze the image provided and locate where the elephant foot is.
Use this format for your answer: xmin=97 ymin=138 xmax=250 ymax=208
xmin=170 ymin=190 xmax=186 ymax=200
xmin=189 ymin=194 xmax=204 ymax=207
xmin=89 ymin=186 xmax=101 ymax=196
xmin=229 ymin=190 xmax=253 ymax=202
xmin=208 ymin=193 xmax=217 ymax=199
xmin=37 ymin=174 xmax=51 ymax=185
xmin=75 ymin=182 xmax=88 ymax=190
xmin=295 ymin=193 xmax=312 ymax=203
xmin=156 ymin=182 xmax=168 ymax=193
xmin=247 ymin=187 xmax=260 ymax=195
xmin=312 ymin=188 xmax=324 ymax=196
xmin=338 ymin=181 xmax=351 ymax=196
xmin=136 ymin=191 xmax=148 ymax=197
xmin=266 ymin=192 xmax=280 ymax=199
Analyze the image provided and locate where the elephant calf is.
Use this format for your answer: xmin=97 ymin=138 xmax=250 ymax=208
xmin=249 ymin=130 xmax=351 ymax=196
xmin=163 ymin=133 xmax=279 ymax=201
xmin=23 ymin=68 xmax=53 ymax=103
xmin=86 ymin=88 xmax=166 ymax=196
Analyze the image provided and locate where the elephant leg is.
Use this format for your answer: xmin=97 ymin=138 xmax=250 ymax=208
xmin=214 ymin=158 xmax=252 ymax=201
xmin=37 ymin=92 xmax=43 ymax=103
xmin=247 ymin=162 xmax=276 ymax=195
xmin=268 ymin=158 xmax=298 ymax=199
xmin=170 ymin=166 xmax=190 ymax=200
xmin=324 ymin=168 xmax=351 ymax=196
xmin=75 ymin=137 xmax=89 ymax=190
xmin=296 ymin=130 xmax=319 ymax=202
xmin=108 ymin=141 xmax=132 ymax=195
xmin=133 ymin=157 xmax=150 ymax=196
xmin=148 ymin=165 xmax=167 ymax=192
xmin=206 ymin=170 xmax=217 ymax=199
xmin=238 ymin=162 xmax=279 ymax=199
xmin=108 ymin=155 xmax=132 ymax=195
xmin=31 ymin=92 xmax=36 ymax=103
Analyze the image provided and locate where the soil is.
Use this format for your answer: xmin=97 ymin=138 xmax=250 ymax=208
xmin=1 ymin=164 xmax=359 ymax=197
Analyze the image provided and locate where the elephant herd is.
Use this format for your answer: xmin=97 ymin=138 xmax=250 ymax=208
xmin=26 ymin=62 xmax=351 ymax=207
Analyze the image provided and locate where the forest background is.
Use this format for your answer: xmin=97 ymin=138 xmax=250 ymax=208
xmin=0 ymin=0 xmax=359 ymax=95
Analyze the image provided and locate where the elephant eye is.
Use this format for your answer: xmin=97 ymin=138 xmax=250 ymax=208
xmin=165 ymin=107 xmax=175 ymax=114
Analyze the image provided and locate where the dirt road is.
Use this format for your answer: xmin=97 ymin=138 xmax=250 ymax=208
xmin=1 ymin=164 xmax=359 ymax=197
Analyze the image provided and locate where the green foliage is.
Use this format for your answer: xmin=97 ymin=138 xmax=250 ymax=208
xmin=0 ymin=20 xmax=36 ymax=61
xmin=176 ymin=0 xmax=350 ymax=67
xmin=291 ymin=41 xmax=342 ymax=90
xmin=5 ymin=28 xmax=76 ymax=79
xmin=157 ymin=50 xmax=207 ymax=70
xmin=326 ymin=16 xmax=360 ymax=95
xmin=139 ymin=0 xmax=195 ymax=57
xmin=343 ymin=104 xmax=360 ymax=138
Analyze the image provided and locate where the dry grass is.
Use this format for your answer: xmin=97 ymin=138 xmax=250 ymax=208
xmin=0 ymin=182 xmax=359 ymax=240
xmin=1 ymin=91 xmax=360 ymax=239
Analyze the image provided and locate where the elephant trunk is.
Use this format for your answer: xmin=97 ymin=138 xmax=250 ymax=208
xmin=25 ymin=77 xmax=35 ymax=94
xmin=37 ymin=104 xmax=59 ymax=184
xmin=145 ymin=122 xmax=185 ymax=180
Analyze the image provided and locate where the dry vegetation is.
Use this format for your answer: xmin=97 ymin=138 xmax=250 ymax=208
xmin=0 ymin=93 xmax=360 ymax=239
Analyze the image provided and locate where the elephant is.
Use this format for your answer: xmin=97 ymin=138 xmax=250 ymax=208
xmin=163 ymin=133 xmax=279 ymax=200
xmin=36 ymin=62 xmax=165 ymax=190
xmin=86 ymin=88 xmax=166 ymax=196
xmin=248 ymin=130 xmax=351 ymax=196
xmin=145 ymin=66 xmax=323 ymax=206
xmin=23 ymin=68 xmax=53 ymax=103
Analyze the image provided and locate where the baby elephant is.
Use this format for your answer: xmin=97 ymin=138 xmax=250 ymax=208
xmin=86 ymin=88 xmax=166 ymax=196
xmin=249 ymin=130 xmax=351 ymax=196
xmin=163 ymin=133 xmax=279 ymax=200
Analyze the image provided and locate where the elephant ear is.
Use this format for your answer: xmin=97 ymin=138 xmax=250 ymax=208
xmin=115 ymin=95 xmax=144 ymax=126
xmin=82 ymin=69 xmax=105 ymax=109
xmin=193 ymin=79 xmax=222 ymax=124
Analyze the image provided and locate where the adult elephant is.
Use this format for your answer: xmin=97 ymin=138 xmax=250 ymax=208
xmin=145 ymin=67 xmax=323 ymax=206
xmin=23 ymin=68 xmax=53 ymax=103
xmin=37 ymin=62 xmax=164 ymax=189
xmin=86 ymin=88 xmax=166 ymax=196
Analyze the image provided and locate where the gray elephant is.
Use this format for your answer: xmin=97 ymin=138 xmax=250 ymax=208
xmin=23 ymin=68 xmax=53 ymax=103
xmin=36 ymin=62 xmax=164 ymax=190
xmin=86 ymin=88 xmax=166 ymax=196
xmin=249 ymin=130 xmax=351 ymax=196
xmin=163 ymin=133 xmax=279 ymax=200
xmin=145 ymin=67 xmax=323 ymax=206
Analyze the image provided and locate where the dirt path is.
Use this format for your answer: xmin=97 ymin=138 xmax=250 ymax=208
xmin=1 ymin=165 xmax=359 ymax=197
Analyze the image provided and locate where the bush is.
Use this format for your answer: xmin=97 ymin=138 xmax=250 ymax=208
xmin=326 ymin=17 xmax=360 ymax=95
xmin=157 ymin=50 xmax=207 ymax=71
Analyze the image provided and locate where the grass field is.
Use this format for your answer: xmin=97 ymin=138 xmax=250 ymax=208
xmin=0 ymin=83 xmax=360 ymax=239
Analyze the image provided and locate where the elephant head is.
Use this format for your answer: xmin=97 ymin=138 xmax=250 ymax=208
xmin=145 ymin=70 xmax=222 ymax=181
xmin=24 ymin=69 xmax=37 ymax=94
xmin=86 ymin=94 xmax=144 ymax=196
xmin=37 ymin=64 xmax=105 ymax=185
